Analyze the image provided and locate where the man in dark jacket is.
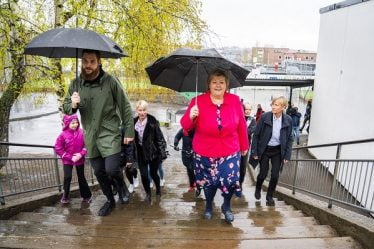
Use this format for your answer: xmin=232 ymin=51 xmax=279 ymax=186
xmin=63 ymin=49 xmax=134 ymax=216
xmin=174 ymin=128 xmax=195 ymax=192
xmin=251 ymin=96 xmax=293 ymax=206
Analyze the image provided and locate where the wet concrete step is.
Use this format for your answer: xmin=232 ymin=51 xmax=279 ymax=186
xmin=0 ymin=221 xmax=338 ymax=239
xmin=33 ymin=205 xmax=306 ymax=219
xmin=12 ymin=212 xmax=320 ymax=227
xmin=0 ymin=235 xmax=362 ymax=249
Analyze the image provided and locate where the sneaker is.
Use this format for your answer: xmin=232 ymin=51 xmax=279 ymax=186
xmin=160 ymin=179 xmax=165 ymax=187
xmin=60 ymin=196 xmax=70 ymax=204
xmin=82 ymin=197 xmax=92 ymax=203
xmin=128 ymin=184 xmax=134 ymax=193
xmin=133 ymin=177 xmax=139 ymax=188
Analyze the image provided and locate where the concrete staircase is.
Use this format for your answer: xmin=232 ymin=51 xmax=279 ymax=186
xmin=0 ymin=168 xmax=362 ymax=248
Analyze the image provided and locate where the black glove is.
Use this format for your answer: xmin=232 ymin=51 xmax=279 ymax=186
xmin=174 ymin=146 xmax=180 ymax=151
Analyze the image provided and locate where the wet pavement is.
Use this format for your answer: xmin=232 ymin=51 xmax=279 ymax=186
xmin=0 ymin=123 xmax=363 ymax=249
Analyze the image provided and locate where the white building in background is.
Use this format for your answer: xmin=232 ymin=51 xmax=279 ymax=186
xmin=308 ymin=0 xmax=374 ymax=211
xmin=309 ymin=0 xmax=374 ymax=159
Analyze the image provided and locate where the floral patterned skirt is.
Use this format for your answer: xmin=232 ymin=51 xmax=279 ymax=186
xmin=194 ymin=152 xmax=241 ymax=197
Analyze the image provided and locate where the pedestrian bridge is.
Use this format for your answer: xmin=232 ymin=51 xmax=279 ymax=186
xmin=0 ymin=126 xmax=373 ymax=249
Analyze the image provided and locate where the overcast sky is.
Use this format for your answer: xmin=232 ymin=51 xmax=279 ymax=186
xmin=201 ymin=0 xmax=338 ymax=51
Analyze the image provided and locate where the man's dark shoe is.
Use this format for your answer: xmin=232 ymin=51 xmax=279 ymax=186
xmin=98 ymin=201 xmax=115 ymax=216
xmin=203 ymin=209 xmax=213 ymax=220
xmin=266 ymin=196 xmax=275 ymax=206
xmin=221 ymin=205 xmax=234 ymax=223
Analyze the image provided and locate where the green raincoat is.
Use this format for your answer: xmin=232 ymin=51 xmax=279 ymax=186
xmin=62 ymin=71 xmax=134 ymax=158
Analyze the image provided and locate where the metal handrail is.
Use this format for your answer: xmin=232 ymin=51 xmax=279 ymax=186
xmin=0 ymin=142 xmax=54 ymax=149
xmin=277 ymin=138 xmax=374 ymax=215
xmin=0 ymin=142 xmax=96 ymax=205
xmin=292 ymin=138 xmax=374 ymax=150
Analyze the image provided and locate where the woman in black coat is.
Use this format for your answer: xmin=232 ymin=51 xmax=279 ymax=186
xmin=134 ymin=100 xmax=167 ymax=202
xmin=251 ymin=96 xmax=293 ymax=206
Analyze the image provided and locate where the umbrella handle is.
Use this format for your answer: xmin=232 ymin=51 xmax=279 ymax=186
xmin=195 ymin=59 xmax=199 ymax=106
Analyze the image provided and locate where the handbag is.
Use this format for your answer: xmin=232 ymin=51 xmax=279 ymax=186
xmin=248 ymin=155 xmax=259 ymax=169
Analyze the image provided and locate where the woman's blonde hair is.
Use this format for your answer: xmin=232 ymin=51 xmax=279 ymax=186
xmin=136 ymin=100 xmax=148 ymax=110
xmin=271 ymin=96 xmax=288 ymax=108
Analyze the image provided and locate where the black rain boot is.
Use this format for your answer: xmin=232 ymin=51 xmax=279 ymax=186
xmin=266 ymin=178 xmax=278 ymax=206
xmin=221 ymin=190 xmax=234 ymax=223
xmin=203 ymin=187 xmax=217 ymax=220
xmin=98 ymin=199 xmax=115 ymax=216
xmin=255 ymin=178 xmax=264 ymax=200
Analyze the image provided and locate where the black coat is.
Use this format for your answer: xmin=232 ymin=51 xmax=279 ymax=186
xmin=174 ymin=128 xmax=194 ymax=168
xmin=134 ymin=114 xmax=167 ymax=163
xmin=251 ymin=111 xmax=293 ymax=161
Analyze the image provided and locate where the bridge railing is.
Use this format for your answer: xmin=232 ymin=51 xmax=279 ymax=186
xmin=277 ymin=138 xmax=374 ymax=214
xmin=0 ymin=142 xmax=96 ymax=205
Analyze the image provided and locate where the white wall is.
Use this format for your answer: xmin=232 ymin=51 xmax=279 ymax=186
xmin=309 ymin=1 xmax=374 ymax=160
xmin=309 ymin=1 xmax=374 ymax=211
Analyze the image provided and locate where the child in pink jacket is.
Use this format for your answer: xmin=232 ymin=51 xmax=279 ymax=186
xmin=55 ymin=114 xmax=92 ymax=204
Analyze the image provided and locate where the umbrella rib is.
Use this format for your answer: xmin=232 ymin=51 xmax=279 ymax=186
xmin=178 ymin=58 xmax=198 ymax=92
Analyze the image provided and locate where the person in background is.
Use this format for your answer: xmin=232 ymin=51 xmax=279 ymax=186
xmin=134 ymin=100 xmax=167 ymax=202
xmin=291 ymin=106 xmax=302 ymax=145
xmin=300 ymin=99 xmax=312 ymax=134
xmin=251 ymin=96 xmax=293 ymax=206
xmin=54 ymin=114 xmax=92 ymax=204
xmin=239 ymin=102 xmax=256 ymax=189
xmin=181 ymin=69 xmax=248 ymax=223
xmin=120 ymin=141 xmax=139 ymax=193
xmin=174 ymin=128 xmax=195 ymax=192
xmin=255 ymin=104 xmax=265 ymax=122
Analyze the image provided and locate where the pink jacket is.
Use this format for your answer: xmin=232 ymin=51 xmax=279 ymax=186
xmin=181 ymin=92 xmax=249 ymax=158
xmin=54 ymin=115 xmax=87 ymax=166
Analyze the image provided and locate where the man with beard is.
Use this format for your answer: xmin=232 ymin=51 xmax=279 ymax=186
xmin=62 ymin=49 xmax=134 ymax=216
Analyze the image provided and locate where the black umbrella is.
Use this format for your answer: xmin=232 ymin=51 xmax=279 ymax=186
xmin=24 ymin=28 xmax=128 ymax=79
xmin=25 ymin=28 xmax=127 ymax=58
xmin=145 ymin=48 xmax=250 ymax=95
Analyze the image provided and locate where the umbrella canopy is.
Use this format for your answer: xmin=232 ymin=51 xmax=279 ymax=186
xmin=145 ymin=48 xmax=250 ymax=93
xmin=25 ymin=28 xmax=127 ymax=58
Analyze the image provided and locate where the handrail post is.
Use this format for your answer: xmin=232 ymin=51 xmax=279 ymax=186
xmin=328 ymin=144 xmax=341 ymax=208
xmin=53 ymin=151 xmax=62 ymax=192
xmin=292 ymin=148 xmax=300 ymax=194
xmin=0 ymin=179 xmax=5 ymax=205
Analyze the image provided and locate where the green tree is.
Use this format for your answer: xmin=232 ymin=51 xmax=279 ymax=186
xmin=0 ymin=0 xmax=206 ymax=162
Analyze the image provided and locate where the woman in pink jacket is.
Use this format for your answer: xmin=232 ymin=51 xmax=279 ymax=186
xmin=181 ymin=69 xmax=249 ymax=223
xmin=55 ymin=114 xmax=92 ymax=204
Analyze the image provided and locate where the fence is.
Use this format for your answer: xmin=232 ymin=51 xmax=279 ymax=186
xmin=0 ymin=142 xmax=95 ymax=205
xmin=277 ymin=138 xmax=374 ymax=214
